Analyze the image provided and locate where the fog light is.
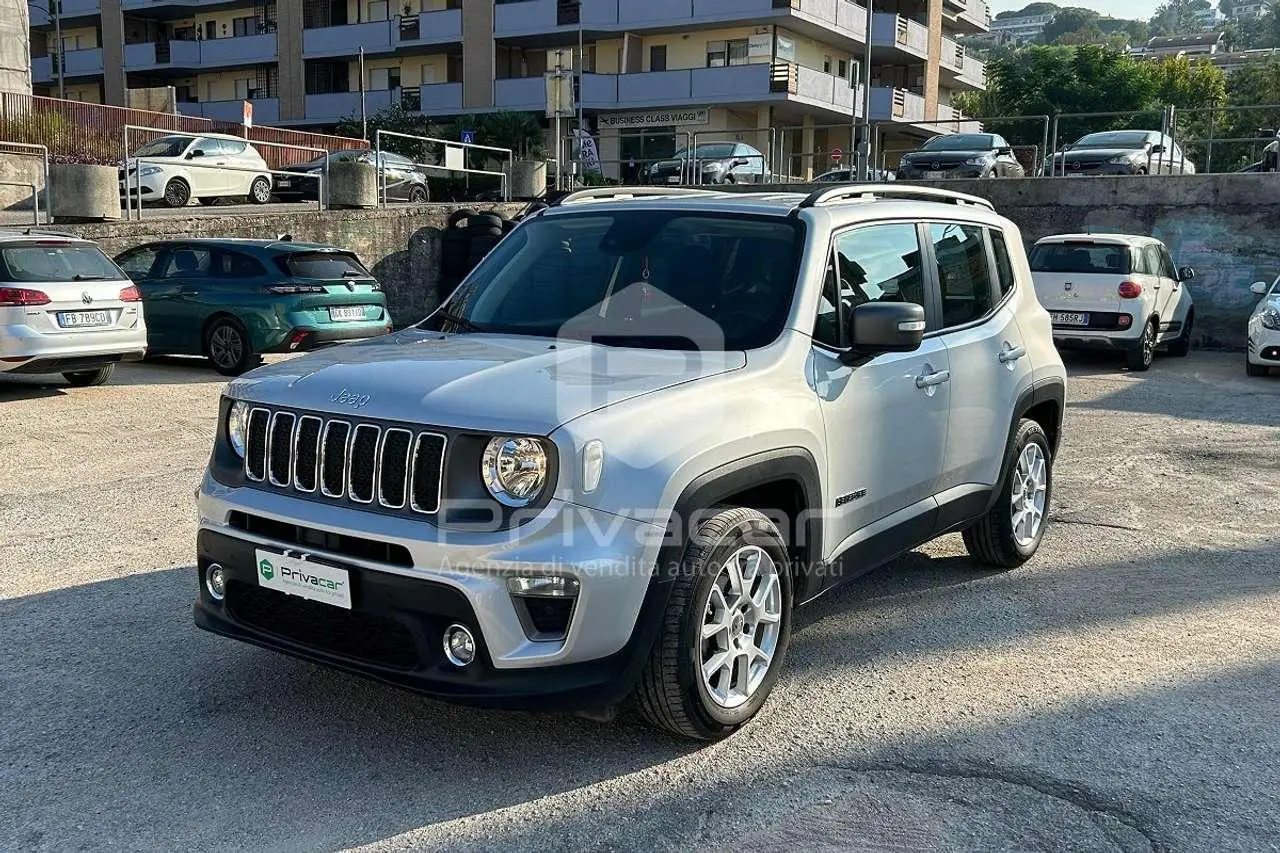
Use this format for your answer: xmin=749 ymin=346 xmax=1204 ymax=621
xmin=507 ymin=575 xmax=580 ymax=598
xmin=206 ymin=564 xmax=227 ymax=601
xmin=443 ymin=623 xmax=476 ymax=667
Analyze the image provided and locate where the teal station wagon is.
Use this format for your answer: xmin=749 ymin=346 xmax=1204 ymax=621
xmin=114 ymin=238 xmax=392 ymax=375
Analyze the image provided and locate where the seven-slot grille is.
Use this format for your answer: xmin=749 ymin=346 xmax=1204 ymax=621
xmin=245 ymin=407 xmax=445 ymax=515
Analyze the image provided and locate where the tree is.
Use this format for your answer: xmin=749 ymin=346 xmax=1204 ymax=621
xmin=1150 ymin=0 xmax=1213 ymax=36
xmin=1040 ymin=8 xmax=1101 ymax=43
xmin=995 ymin=2 xmax=1060 ymax=20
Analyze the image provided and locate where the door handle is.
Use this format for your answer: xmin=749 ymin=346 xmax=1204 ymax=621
xmin=915 ymin=369 xmax=951 ymax=389
xmin=998 ymin=344 xmax=1027 ymax=364
xmin=179 ymin=284 xmax=200 ymax=296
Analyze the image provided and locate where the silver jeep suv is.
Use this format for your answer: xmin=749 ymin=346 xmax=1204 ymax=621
xmin=194 ymin=185 xmax=1066 ymax=740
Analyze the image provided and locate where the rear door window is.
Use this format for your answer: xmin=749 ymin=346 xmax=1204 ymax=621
xmin=0 ymin=243 xmax=124 ymax=282
xmin=931 ymin=223 xmax=995 ymax=328
xmin=213 ymin=249 xmax=267 ymax=278
xmin=1029 ymin=243 xmax=1131 ymax=275
xmin=989 ymin=230 xmax=1017 ymax=297
xmin=282 ymin=251 xmax=371 ymax=279
xmin=159 ymin=247 xmax=212 ymax=278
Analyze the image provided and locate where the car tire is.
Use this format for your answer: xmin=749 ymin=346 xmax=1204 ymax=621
xmin=62 ymin=364 xmax=115 ymax=387
xmin=962 ymin=419 xmax=1053 ymax=569
xmin=448 ymin=208 xmax=477 ymax=228
xmin=248 ymin=176 xmax=272 ymax=205
xmin=204 ymin=317 xmax=261 ymax=377
xmin=408 ymin=184 xmax=429 ymax=203
xmin=635 ymin=506 xmax=793 ymax=740
xmin=162 ymin=178 xmax=190 ymax=208
xmin=1246 ymin=359 xmax=1268 ymax=377
xmin=1125 ymin=319 xmax=1157 ymax=371
xmin=1166 ymin=311 xmax=1194 ymax=357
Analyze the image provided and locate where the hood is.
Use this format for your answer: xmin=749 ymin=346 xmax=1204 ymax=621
xmin=227 ymin=329 xmax=746 ymax=435
xmin=903 ymin=149 xmax=991 ymax=164
xmin=650 ymin=157 xmax=729 ymax=171
xmin=1056 ymin=147 xmax=1144 ymax=162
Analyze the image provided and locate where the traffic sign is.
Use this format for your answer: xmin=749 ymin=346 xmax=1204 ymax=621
xmin=461 ymin=129 xmax=475 ymax=145
xmin=831 ymin=147 xmax=842 ymax=162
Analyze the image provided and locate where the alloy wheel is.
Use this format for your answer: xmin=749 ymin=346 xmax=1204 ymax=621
xmin=699 ymin=545 xmax=783 ymax=709
xmin=165 ymin=180 xmax=189 ymax=207
xmin=1010 ymin=443 xmax=1048 ymax=548
xmin=209 ymin=325 xmax=243 ymax=370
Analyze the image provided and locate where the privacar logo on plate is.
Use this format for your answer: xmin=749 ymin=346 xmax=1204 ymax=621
xmin=259 ymin=558 xmax=274 ymax=580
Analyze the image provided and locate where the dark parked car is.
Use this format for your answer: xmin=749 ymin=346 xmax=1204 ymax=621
xmin=896 ymin=133 xmax=1026 ymax=180
xmin=274 ymin=149 xmax=430 ymax=202
xmin=644 ymin=142 xmax=768 ymax=185
xmin=1047 ymin=130 xmax=1195 ymax=176
xmin=114 ymin=238 xmax=392 ymax=375
xmin=812 ymin=167 xmax=897 ymax=183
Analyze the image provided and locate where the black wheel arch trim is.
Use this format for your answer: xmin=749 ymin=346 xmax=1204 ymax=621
xmin=985 ymin=376 xmax=1065 ymax=514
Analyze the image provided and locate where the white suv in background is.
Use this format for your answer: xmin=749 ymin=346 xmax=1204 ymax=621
xmin=1247 ymin=275 xmax=1280 ymax=376
xmin=1030 ymin=234 xmax=1195 ymax=371
xmin=193 ymin=186 xmax=1066 ymax=740
xmin=120 ymin=133 xmax=274 ymax=208
xmin=0 ymin=231 xmax=147 ymax=386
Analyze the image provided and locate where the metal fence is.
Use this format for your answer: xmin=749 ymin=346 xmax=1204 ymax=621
xmin=0 ymin=141 xmax=50 ymax=223
xmin=375 ymin=130 xmax=510 ymax=204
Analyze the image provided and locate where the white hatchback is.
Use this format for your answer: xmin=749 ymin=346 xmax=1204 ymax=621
xmin=1030 ymin=233 xmax=1195 ymax=371
xmin=1247 ymin=275 xmax=1280 ymax=377
xmin=120 ymin=133 xmax=273 ymax=208
xmin=0 ymin=231 xmax=147 ymax=386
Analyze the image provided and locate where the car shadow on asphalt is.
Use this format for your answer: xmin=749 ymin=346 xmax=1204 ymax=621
xmin=0 ymin=379 xmax=67 ymax=401
xmin=108 ymin=357 xmax=231 ymax=386
xmin=4 ymin=539 xmax=1278 ymax=851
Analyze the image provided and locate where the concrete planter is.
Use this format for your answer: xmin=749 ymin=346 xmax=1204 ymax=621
xmin=508 ymin=160 xmax=546 ymax=200
xmin=324 ymin=161 xmax=378 ymax=209
xmin=49 ymin=164 xmax=120 ymax=222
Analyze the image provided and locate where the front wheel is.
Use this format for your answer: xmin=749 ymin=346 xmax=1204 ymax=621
xmin=1125 ymin=319 xmax=1157 ymax=371
xmin=204 ymin=317 xmax=261 ymax=376
xmin=407 ymin=184 xmax=429 ymax=203
xmin=62 ymin=364 xmax=115 ymax=387
xmin=248 ymin=176 xmax=273 ymax=204
xmin=962 ymin=419 xmax=1053 ymax=568
xmin=162 ymin=178 xmax=190 ymax=208
xmin=635 ymin=507 xmax=792 ymax=740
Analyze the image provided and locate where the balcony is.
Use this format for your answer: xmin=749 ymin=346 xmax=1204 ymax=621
xmin=177 ymin=97 xmax=280 ymax=124
xmin=123 ymin=34 xmax=277 ymax=71
xmin=28 ymin=0 xmax=100 ymax=24
xmin=940 ymin=37 xmax=986 ymax=90
xmin=399 ymin=9 xmax=463 ymax=46
xmin=303 ymin=13 xmax=463 ymax=58
xmin=303 ymin=89 xmax=395 ymax=124
xmin=943 ymin=0 xmax=991 ymax=34
xmin=32 ymin=48 xmax=105 ymax=82
xmin=870 ymin=86 xmax=925 ymax=122
xmin=398 ymin=83 xmax=464 ymax=113
xmin=494 ymin=76 xmax=547 ymax=111
xmin=871 ymin=13 xmax=928 ymax=59
xmin=121 ymin=0 xmax=249 ymax=7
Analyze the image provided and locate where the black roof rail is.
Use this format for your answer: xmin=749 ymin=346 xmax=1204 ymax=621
xmin=796 ymin=184 xmax=996 ymax=211
xmin=553 ymin=186 xmax=719 ymax=206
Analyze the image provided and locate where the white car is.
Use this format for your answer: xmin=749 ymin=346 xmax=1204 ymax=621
xmin=1029 ymin=233 xmax=1195 ymax=371
xmin=120 ymin=133 xmax=273 ymax=208
xmin=0 ymin=231 xmax=147 ymax=386
xmin=1247 ymin=275 xmax=1280 ymax=376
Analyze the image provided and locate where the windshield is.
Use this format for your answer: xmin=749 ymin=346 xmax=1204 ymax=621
xmin=134 ymin=136 xmax=196 ymax=158
xmin=1029 ymin=242 xmax=1130 ymax=275
xmin=1072 ymin=131 xmax=1152 ymax=150
xmin=672 ymin=144 xmax=739 ymax=160
xmin=424 ymin=211 xmax=804 ymax=350
xmin=0 ymin=244 xmax=125 ymax=282
xmin=922 ymin=134 xmax=994 ymax=151
xmin=283 ymin=251 xmax=372 ymax=279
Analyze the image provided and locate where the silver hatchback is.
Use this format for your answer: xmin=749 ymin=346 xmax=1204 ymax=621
xmin=0 ymin=231 xmax=147 ymax=386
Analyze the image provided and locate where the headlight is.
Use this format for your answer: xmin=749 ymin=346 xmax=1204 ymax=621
xmin=482 ymin=437 xmax=548 ymax=507
xmin=964 ymin=156 xmax=987 ymax=166
xmin=1261 ymin=308 xmax=1280 ymax=331
xmin=1109 ymin=154 xmax=1135 ymax=165
xmin=139 ymin=165 xmax=163 ymax=176
xmin=227 ymin=400 xmax=250 ymax=458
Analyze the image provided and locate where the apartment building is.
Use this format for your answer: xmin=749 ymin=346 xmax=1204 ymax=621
xmin=988 ymin=11 xmax=1053 ymax=44
xmin=27 ymin=0 xmax=989 ymax=178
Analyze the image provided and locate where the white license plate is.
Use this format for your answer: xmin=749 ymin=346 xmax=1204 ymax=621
xmin=924 ymin=171 xmax=946 ymax=179
xmin=57 ymin=310 xmax=112 ymax=328
xmin=1050 ymin=311 xmax=1090 ymax=326
xmin=276 ymin=178 xmax=291 ymax=187
xmin=329 ymin=306 xmax=365 ymax=322
xmin=666 ymin=176 xmax=681 ymax=184
xmin=255 ymin=549 xmax=352 ymax=610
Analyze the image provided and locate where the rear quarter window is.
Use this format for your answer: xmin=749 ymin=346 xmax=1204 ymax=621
xmin=1029 ymin=243 xmax=1131 ymax=275
xmin=0 ymin=244 xmax=125 ymax=282
xmin=280 ymin=251 xmax=372 ymax=279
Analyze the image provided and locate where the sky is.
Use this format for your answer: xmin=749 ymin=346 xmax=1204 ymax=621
xmin=988 ymin=0 xmax=1164 ymax=19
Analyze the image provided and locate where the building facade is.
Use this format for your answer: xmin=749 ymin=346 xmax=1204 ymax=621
xmin=27 ymin=0 xmax=989 ymax=178
xmin=988 ymin=12 xmax=1053 ymax=44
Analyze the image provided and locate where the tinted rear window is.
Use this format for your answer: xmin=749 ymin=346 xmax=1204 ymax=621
xmin=1029 ymin=243 xmax=1130 ymax=275
xmin=281 ymin=252 xmax=371 ymax=279
xmin=0 ymin=244 xmax=124 ymax=282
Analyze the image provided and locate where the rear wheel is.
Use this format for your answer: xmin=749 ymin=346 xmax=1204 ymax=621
xmin=1166 ymin=310 xmax=1194 ymax=357
xmin=248 ymin=176 xmax=272 ymax=204
xmin=1125 ymin=319 xmax=1157 ymax=371
xmin=162 ymin=178 xmax=190 ymax=208
xmin=963 ymin=419 xmax=1053 ymax=568
xmin=62 ymin=365 xmax=114 ymax=387
xmin=407 ymin=184 xmax=429 ymax=203
xmin=635 ymin=507 xmax=792 ymax=740
xmin=204 ymin=317 xmax=261 ymax=376
xmin=1246 ymin=359 xmax=1268 ymax=377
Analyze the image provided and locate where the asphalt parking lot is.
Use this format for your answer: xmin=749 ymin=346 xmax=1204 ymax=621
xmin=1 ymin=351 xmax=1278 ymax=852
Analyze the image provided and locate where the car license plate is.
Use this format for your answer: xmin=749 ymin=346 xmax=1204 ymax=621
xmin=57 ymin=310 xmax=112 ymax=328
xmin=255 ymin=548 xmax=352 ymax=610
xmin=924 ymin=171 xmax=946 ymax=179
xmin=329 ymin=306 xmax=365 ymax=322
xmin=276 ymin=178 xmax=291 ymax=187
xmin=666 ymin=176 xmax=681 ymax=184
xmin=1050 ymin=311 xmax=1090 ymax=326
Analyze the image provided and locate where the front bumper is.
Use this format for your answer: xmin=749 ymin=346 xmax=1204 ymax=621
xmin=898 ymin=164 xmax=987 ymax=180
xmin=1247 ymin=328 xmax=1280 ymax=364
xmin=194 ymin=475 xmax=669 ymax=709
xmin=1051 ymin=162 xmax=1140 ymax=177
xmin=119 ymin=173 xmax=165 ymax=197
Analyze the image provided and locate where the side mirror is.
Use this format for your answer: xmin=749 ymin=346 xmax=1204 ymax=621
xmin=187 ymin=149 xmax=206 ymax=159
xmin=731 ymin=158 xmax=749 ymax=168
xmin=841 ymin=302 xmax=925 ymax=364
xmin=1150 ymin=144 xmax=1166 ymax=154
xmin=1179 ymin=266 xmax=1195 ymax=281
xmin=1252 ymin=281 xmax=1270 ymax=295
xmin=998 ymin=146 xmax=1013 ymax=156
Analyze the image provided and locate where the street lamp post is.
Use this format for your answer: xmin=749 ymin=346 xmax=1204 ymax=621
xmin=29 ymin=1 xmax=65 ymax=99
xmin=858 ymin=0 xmax=874 ymax=180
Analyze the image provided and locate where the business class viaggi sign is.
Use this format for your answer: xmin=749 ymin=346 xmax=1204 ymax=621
xmin=597 ymin=108 xmax=711 ymax=129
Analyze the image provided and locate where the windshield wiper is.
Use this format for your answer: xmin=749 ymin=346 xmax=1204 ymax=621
xmin=434 ymin=311 xmax=486 ymax=333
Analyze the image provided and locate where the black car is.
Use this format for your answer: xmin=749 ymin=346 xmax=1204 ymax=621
xmin=274 ymin=149 xmax=430 ymax=202
xmin=896 ymin=133 xmax=1026 ymax=180
xmin=1047 ymin=130 xmax=1194 ymax=176
xmin=644 ymin=142 xmax=768 ymax=185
